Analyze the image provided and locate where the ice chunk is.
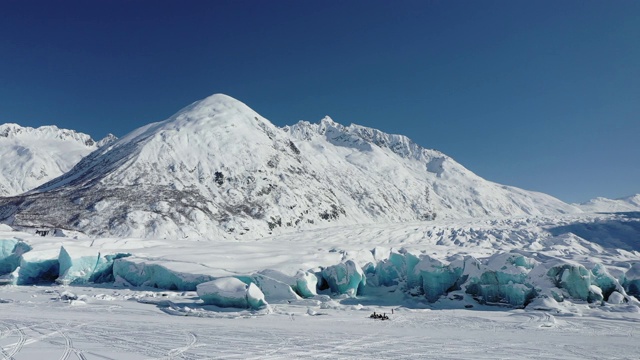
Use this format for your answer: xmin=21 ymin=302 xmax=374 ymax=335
xmin=374 ymin=249 xmax=420 ymax=289
xmin=197 ymin=277 xmax=268 ymax=309
xmin=321 ymin=260 xmax=365 ymax=297
xmin=0 ymin=267 xmax=19 ymax=285
xmin=414 ymin=255 xmax=461 ymax=302
xmin=464 ymin=253 xmax=536 ymax=307
xmin=0 ymin=239 xmax=31 ymax=275
xmin=294 ymin=270 xmax=318 ymax=298
xmin=246 ymin=282 xmax=268 ymax=309
xmin=590 ymin=264 xmax=624 ymax=301
xmin=589 ymin=284 xmax=604 ymax=302
xmin=251 ymin=273 xmax=300 ymax=302
xmin=623 ymin=262 xmax=640 ymax=298
xmin=17 ymin=248 xmax=60 ymax=285
xmin=546 ymin=262 xmax=599 ymax=302
xmin=607 ymin=291 xmax=625 ymax=304
xmin=113 ymin=257 xmax=214 ymax=291
xmin=60 ymin=291 xmax=78 ymax=301
xmin=57 ymin=246 xmax=130 ymax=285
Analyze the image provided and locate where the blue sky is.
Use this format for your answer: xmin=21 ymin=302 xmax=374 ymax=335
xmin=1 ymin=0 xmax=638 ymax=203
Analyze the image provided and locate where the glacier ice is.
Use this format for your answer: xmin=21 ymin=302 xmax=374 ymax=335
xmin=0 ymin=238 xmax=31 ymax=275
xmin=197 ymin=277 xmax=268 ymax=309
xmin=251 ymin=272 xmax=300 ymax=302
xmin=57 ymin=246 xmax=131 ymax=285
xmin=2 ymin=229 xmax=639 ymax=311
xmin=17 ymin=249 xmax=60 ymax=285
xmin=463 ymin=253 xmax=537 ymax=307
xmin=590 ymin=264 xmax=621 ymax=301
xmin=623 ymin=262 xmax=640 ymax=298
xmin=374 ymin=250 xmax=420 ymax=290
xmin=294 ymin=270 xmax=318 ymax=298
xmin=414 ymin=255 xmax=462 ymax=302
xmin=112 ymin=258 xmax=215 ymax=291
xmin=546 ymin=262 xmax=600 ymax=302
xmin=0 ymin=266 xmax=19 ymax=285
xmin=321 ymin=260 xmax=366 ymax=297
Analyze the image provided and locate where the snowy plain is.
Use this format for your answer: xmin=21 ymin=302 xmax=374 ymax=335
xmin=1 ymin=284 xmax=639 ymax=360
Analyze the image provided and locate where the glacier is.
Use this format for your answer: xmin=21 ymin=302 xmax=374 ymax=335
xmin=1 ymin=213 xmax=640 ymax=312
xmin=2 ymin=242 xmax=639 ymax=309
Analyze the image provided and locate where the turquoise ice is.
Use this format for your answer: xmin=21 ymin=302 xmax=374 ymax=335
xmin=321 ymin=260 xmax=365 ymax=297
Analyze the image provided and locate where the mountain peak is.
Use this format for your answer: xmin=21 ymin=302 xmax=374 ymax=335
xmin=0 ymin=95 xmax=581 ymax=239
xmin=0 ymin=122 xmax=106 ymax=196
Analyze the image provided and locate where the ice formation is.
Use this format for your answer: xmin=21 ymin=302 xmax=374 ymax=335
xmin=251 ymin=272 xmax=300 ymax=302
xmin=623 ymin=262 xmax=640 ymax=298
xmin=0 ymin=238 xmax=31 ymax=275
xmin=294 ymin=270 xmax=319 ymax=298
xmin=1 ymin=214 xmax=640 ymax=312
xmin=112 ymin=258 xmax=215 ymax=291
xmin=1 ymin=239 xmax=640 ymax=310
xmin=197 ymin=277 xmax=268 ymax=309
xmin=57 ymin=246 xmax=130 ymax=284
xmin=321 ymin=260 xmax=366 ymax=297
xmin=17 ymin=248 xmax=60 ymax=285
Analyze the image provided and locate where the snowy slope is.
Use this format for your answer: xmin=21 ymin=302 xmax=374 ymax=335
xmin=0 ymin=94 xmax=580 ymax=239
xmin=576 ymin=194 xmax=640 ymax=213
xmin=0 ymin=123 xmax=116 ymax=197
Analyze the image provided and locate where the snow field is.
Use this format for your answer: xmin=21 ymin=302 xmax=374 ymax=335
xmin=0 ymin=284 xmax=639 ymax=359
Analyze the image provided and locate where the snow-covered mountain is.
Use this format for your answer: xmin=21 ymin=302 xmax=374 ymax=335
xmin=0 ymin=123 xmax=116 ymax=197
xmin=0 ymin=94 xmax=581 ymax=239
xmin=576 ymin=194 xmax=640 ymax=213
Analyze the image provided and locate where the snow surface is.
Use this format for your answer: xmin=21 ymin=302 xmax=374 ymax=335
xmin=0 ymin=123 xmax=115 ymax=197
xmin=576 ymin=194 xmax=640 ymax=213
xmin=1 ymin=283 xmax=639 ymax=359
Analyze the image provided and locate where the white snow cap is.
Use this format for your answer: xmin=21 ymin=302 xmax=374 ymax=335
xmin=1 ymin=93 xmax=586 ymax=240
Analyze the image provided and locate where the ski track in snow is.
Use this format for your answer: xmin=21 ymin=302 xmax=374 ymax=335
xmin=0 ymin=286 xmax=639 ymax=359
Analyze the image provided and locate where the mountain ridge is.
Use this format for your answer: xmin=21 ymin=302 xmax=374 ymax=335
xmin=575 ymin=194 xmax=640 ymax=213
xmin=0 ymin=123 xmax=116 ymax=197
xmin=0 ymin=94 xmax=587 ymax=239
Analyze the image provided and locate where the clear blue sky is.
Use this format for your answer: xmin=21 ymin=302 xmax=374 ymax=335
xmin=1 ymin=1 xmax=638 ymax=203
